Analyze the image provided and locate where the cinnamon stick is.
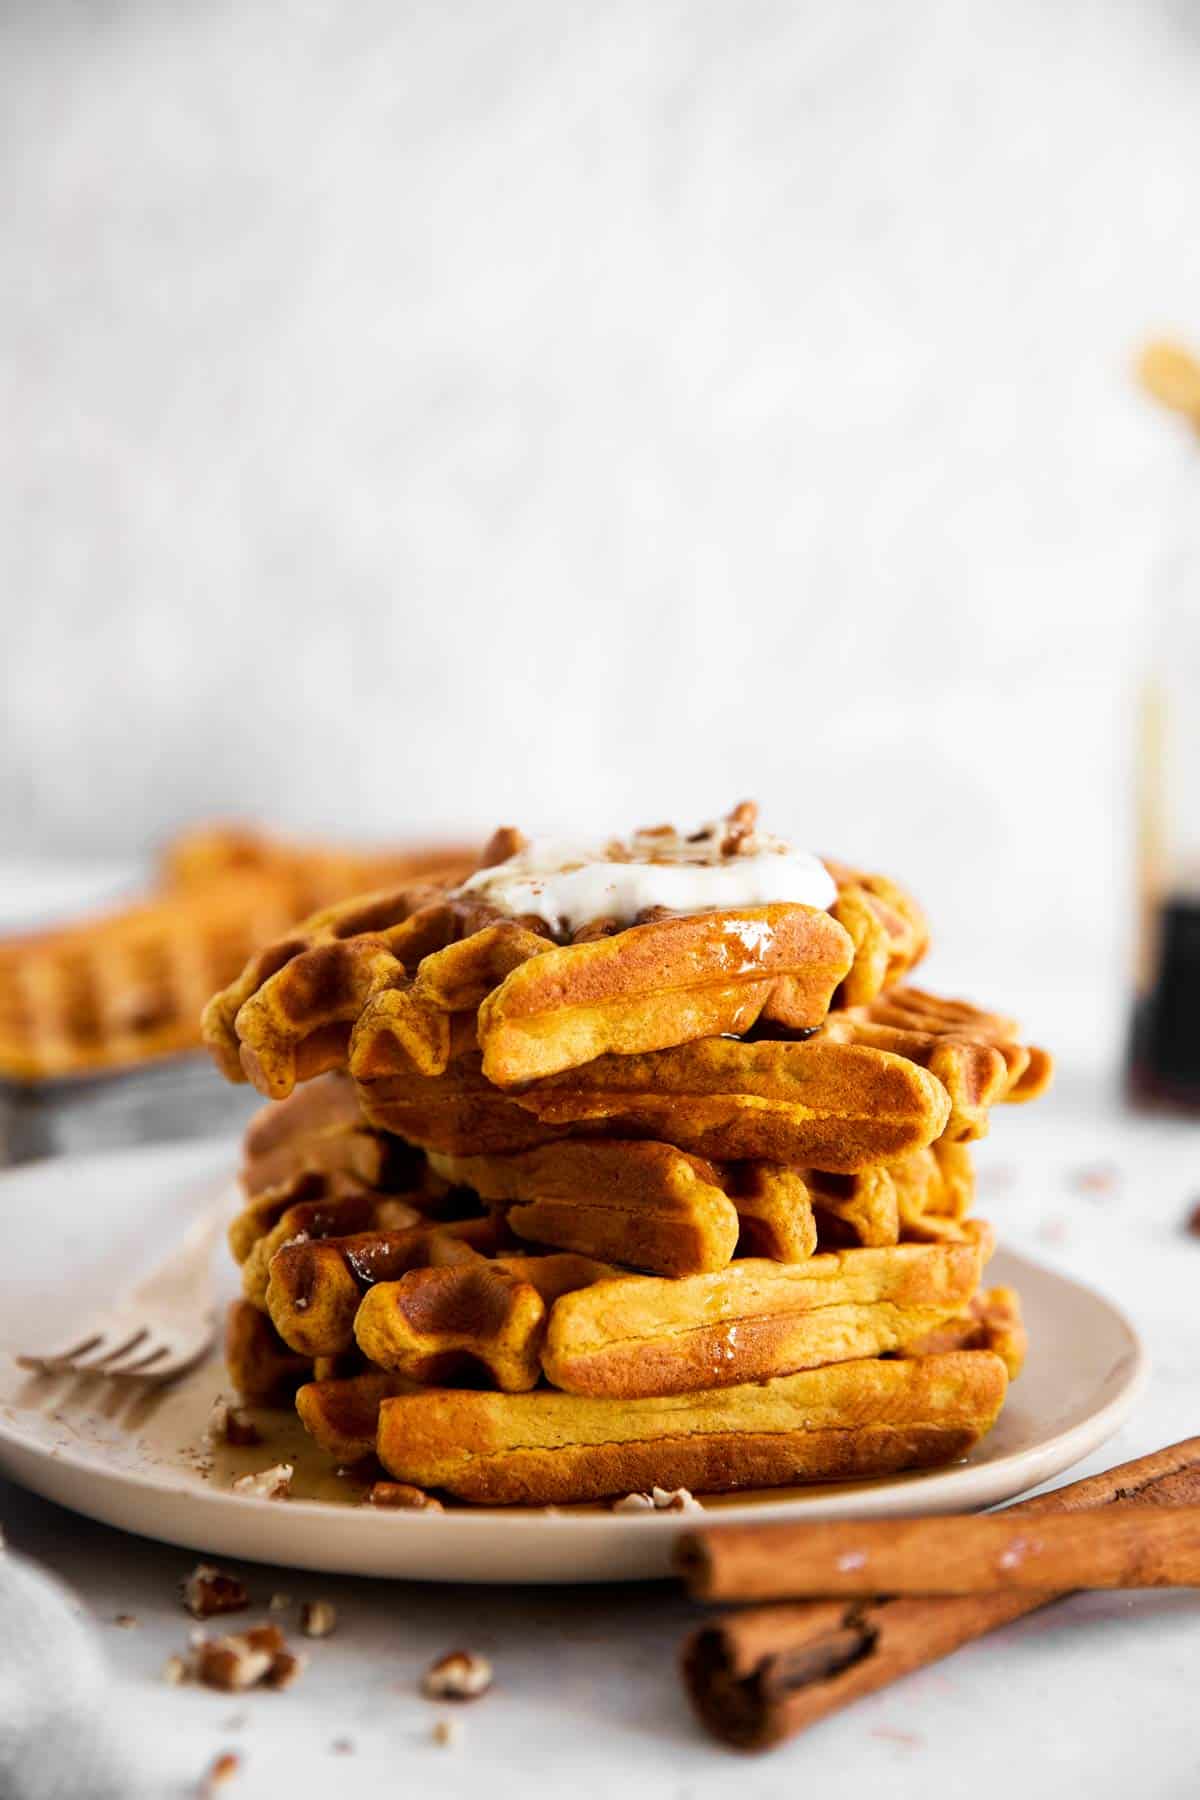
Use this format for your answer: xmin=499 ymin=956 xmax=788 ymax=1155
xmin=680 ymin=1437 xmax=1200 ymax=1751
xmin=678 ymin=1505 xmax=1200 ymax=1600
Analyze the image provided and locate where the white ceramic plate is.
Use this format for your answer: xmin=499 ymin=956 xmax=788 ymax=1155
xmin=0 ymin=1141 xmax=1147 ymax=1583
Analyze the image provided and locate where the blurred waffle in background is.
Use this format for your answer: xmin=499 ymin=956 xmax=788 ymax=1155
xmin=0 ymin=825 xmax=475 ymax=1164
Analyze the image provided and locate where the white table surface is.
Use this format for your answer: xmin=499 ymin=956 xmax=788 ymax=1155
xmin=2 ymin=864 xmax=1198 ymax=1798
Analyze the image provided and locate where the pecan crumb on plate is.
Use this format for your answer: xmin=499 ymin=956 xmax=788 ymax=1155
xmin=205 ymin=1395 xmax=262 ymax=1448
xmin=652 ymin=1485 xmax=702 ymax=1512
xmin=231 ymin=1463 xmax=293 ymax=1500
xmin=612 ymin=1486 xmax=701 ymax=1513
xmin=366 ymin=1480 xmax=443 ymax=1511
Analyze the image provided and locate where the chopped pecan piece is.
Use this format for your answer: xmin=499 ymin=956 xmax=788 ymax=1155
xmin=423 ymin=1649 xmax=493 ymax=1701
xmin=299 ymin=1600 xmax=337 ymax=1639
xmin=366 ymin=1481 xmax=443 ymax=1511
xmin=206 ymin=1395 xmax=262 ymax=1448
xmin=231 ymin=1462 xmax=292 ymax=1500
xmin=180 ymin=1564 xmax=249 ymax=1621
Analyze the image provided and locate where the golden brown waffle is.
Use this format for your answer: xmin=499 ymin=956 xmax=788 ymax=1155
xmin=201 ymin=879 xmax=457 ymax=1091
xmin=205 ymin=894 xmax=857 ymax=1099
xmin=229 ymin=1171 xmax=433 ymax=1311
xmin=201 ymin=829 xmax=928 ymax=1102
xmin=540 ymin=1225 xmax=992 ymax=1398
xmin=233 ymin=1153 xmax=991 ymax=1413
xmin=224 ymin=1298 xmax=313 ymax=1405
xmin=802 ymin=1142 xmax=977 ymax=1249
xmin=294 ymin=1369 xmax=418 ymax=1461
xmin=240 ymin=1074 xmax=421 ymax=1196
xmin=161 ymin=822 xmax=476 ymax=914
xmin=823 ymin=861 xmax=930 ymax=1007
xmin=355 ymin=1047 xmax=570 ymax=1156
xmin=514 ymin=997 xmax=1049 ymax=1168
xmin=470 ymin=905 xmax=854 ymax=1088
xmin=370 ymin=1351 xmax=1008 ymax=1504
xmin=0 ymin=876 xmax=301 ymax=1082
xmin=243 ymin=1072 xmax=364 ymax=1161
xmin=888 ymin=1142 xmax=978 ymax=1242
xmin=719 ymin=1164 xmax=819 ymax=1262
xmin=265 ymin=1217 xmax=500 ymax=1357
xmin=353 ymin=1252 xmax=612 ymax=1393
xmin=821 ymin=986 xmax=1054 ymax=1116
xmin=427 ymin=1140 xmax=744 ymax=1277
xmin=902 ymin=1283 xmax=1027 ymax=1378
xmin=511 ymin=1036 xmax=953 ymax=1171
xmin=425 ymin=1138 xmax=969 ymax=1272
xmin=229 ymin=1167 xmax=375 ymax=1267
xmin=0 ymin=829 xmax=477 ymax=1083
xmin=354 ymin=1260 xmax=549 ymax=1391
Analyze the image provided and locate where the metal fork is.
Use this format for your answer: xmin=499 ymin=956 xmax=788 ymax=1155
xmin=16 ymin=1200 xmax=225 ymax=1381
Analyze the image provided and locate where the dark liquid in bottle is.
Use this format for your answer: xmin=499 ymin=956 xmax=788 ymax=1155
xmin=1128 ymin=893 xmax=1200 ymax=1109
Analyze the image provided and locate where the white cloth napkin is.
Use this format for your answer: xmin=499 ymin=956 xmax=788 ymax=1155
xmin=0 ymin=1550 xmax=148 ymax=1800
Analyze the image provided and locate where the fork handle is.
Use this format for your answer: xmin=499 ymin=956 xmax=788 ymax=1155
xmin=126 ymin=1191 xmax=230 ymax=1307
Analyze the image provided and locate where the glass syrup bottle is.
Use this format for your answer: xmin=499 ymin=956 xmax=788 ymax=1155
xmin=1127 ymin=340 xmax=1200 ymax=1109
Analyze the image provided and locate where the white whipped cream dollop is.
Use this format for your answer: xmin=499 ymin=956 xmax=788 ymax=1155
xmin=454 ymin=820 xmax=835 ymax=936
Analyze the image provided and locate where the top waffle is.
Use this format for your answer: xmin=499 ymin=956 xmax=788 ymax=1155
xmin=203 ymin=805 xmax=930 ymax=1100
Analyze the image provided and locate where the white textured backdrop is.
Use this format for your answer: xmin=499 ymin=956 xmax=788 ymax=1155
xmin=4 ymin=0 xmax=1200 ymax=1036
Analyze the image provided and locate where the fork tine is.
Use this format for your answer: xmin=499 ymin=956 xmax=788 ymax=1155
xmin=16 ymin=1191 xmax=226 ymax=1383
xmin=104 ymin=1341 xmax=170 ymax=1377
xmin=67 ymin=1330 xmax=149 ymax=1374
xmin=16 ymin=1333 xmax=106 ymax=1372
xmin=139 ymin=1343 xmax=208 ymax=1381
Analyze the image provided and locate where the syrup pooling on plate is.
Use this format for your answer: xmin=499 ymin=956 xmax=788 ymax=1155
xmin=454 ymin=818 xmax=837 ymax=938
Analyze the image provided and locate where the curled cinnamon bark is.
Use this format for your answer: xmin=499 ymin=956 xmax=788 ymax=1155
xmin=680 ymin=1437 xmax=1200 ymax=1751
xmin=678 ymin=1505 xmax=1200 ymax=1600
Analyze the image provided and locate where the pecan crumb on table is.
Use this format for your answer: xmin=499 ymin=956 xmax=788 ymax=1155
xmin=300 ymin=1599 xmax=337 ymax=1638
xmin=197 ymin=1750 xmax=241 ymax=1794
xmin=180 ymin=1565 xmax=249 ymax=1620
xmin=423 ymin=1649 xmax=494 ymax=1701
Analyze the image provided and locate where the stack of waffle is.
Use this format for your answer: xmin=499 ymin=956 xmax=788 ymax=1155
xmin=208 ymin=808 xmax=1050 ymax=1507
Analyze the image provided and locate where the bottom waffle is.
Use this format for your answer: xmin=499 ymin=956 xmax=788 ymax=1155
xmin=367 ymin=1350 xmax=1009 ymax=1504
